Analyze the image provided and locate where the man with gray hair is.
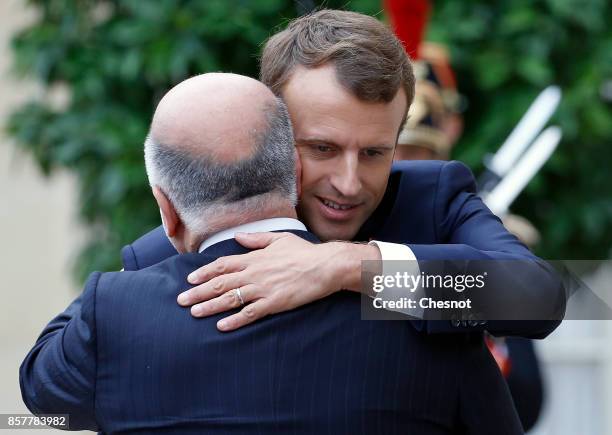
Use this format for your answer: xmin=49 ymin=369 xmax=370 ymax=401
xmin=21 ymin=72 xmax=522 ymax=434
xmin=143 ymin=72 xmax=298 ymax=253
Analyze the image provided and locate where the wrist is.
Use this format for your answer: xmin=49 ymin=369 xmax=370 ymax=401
xmin=327 ymin=242 xmax=381 ymax=293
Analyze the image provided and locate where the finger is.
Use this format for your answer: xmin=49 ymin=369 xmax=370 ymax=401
xmin=190 ymin=284 xmax=257 ymax=318
xmin=178 ymin=271 xmax=246 ymax=306
xmin=217 ymin=299 xmax=269 ymax=331
xmin=234 ymin=231 xmax=290 ymax=250
xmin=187 ymin=255 xmax=247 ymax=284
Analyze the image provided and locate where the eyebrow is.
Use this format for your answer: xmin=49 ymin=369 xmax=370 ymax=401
xmin=296 ymin=138 xmax=395 ymax=150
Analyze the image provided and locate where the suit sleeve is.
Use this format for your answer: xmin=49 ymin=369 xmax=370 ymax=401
xmin=408 ymin=161 xmax=566 ymax=338
xmin=20 ymin=272 xmax=100 ymax=431
xmin=121 ymin=225 xmax=177 ymax=271
xmin=121 ymin=243 xmax=138 ymax=271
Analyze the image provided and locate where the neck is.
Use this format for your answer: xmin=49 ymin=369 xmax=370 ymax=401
xmin=197 ymin=216 xmax=307 ymax=253
xmin=184 ymin=204 xmax=298 ymax=252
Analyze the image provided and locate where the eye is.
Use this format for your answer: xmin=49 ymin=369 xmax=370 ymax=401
xmin=315 ymin=144 xmax=333 ymax=153
xmin=363 ymin=148 xmax=384 ymax=157
xmin=301 ymin=142 xmax=338 ymax=160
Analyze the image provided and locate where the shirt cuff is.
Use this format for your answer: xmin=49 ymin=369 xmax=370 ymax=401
xmin=368 ymin=240 xmax=417 ymax=262
xmin=368 ymin=241 xmax=424 ymax=318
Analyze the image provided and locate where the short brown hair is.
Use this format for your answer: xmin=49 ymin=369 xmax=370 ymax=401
xmin=260 ymin=9 xmax=415 ymax=107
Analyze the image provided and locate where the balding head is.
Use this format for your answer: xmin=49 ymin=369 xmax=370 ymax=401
xmin=144 ymin=73 xmax=297 ymax=252
xmin=151 ymin=73 xmax=277 ymax=162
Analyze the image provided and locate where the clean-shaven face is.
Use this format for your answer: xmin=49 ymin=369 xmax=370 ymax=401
xmin=282 ymin=64 xmax=407 ymax=241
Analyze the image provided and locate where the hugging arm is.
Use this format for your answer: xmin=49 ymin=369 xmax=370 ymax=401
xmin=123 ymin=162 xmax=565 ymax=337
xmin=407 ymin=161 xmax=565 ymax=337
xmin=20 ymin=273 xmax=100 ymax=431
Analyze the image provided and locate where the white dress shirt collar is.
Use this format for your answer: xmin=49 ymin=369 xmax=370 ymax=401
xmin=198 ymin=217 xmax=307 ymax=253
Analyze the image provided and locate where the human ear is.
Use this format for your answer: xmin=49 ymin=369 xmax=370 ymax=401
xmin=152 ymin=186 xmax=180 ymax=238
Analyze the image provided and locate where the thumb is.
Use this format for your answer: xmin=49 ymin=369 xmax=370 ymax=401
xmin=234 ymin=232 xmax=288 ymax=249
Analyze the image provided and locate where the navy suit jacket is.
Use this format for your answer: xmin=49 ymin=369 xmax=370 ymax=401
xmin=21 ymin=231 xmax=523 ymax=434
xmin=121 ymin=161 xmax=565 ymax=338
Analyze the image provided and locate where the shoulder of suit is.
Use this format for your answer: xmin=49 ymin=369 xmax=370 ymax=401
xmin=391 ymin=159 xmax=446 ymax=176
xmin=392 ymin=160 xmax=475 ymax=191
xmin=95 ymin=252 xmax=203 ymax=292
xmin=391 ymin=159 xmax=473 ymax=177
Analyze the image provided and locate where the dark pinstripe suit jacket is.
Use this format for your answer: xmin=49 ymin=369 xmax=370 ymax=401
xmin=21 ymin=231 xmax=523 ymax=434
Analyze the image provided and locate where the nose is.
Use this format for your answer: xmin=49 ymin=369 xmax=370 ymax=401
xmin=330 ymin=153 xmax=362 ymax=198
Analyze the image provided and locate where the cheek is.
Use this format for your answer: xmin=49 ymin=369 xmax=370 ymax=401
xmin=299 ymin=161 xmax=327 ymax=193
xmin=362 ymin=168 xmax=390 ymax=201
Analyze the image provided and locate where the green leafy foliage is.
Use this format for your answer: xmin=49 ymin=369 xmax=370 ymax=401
xmin=7 ymin=0 xmax=300 ymax=280
xmin=428 ymin=0 xmax=612 ymax=260
xmin=6 ymin=0 xmax=611 ymax=283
